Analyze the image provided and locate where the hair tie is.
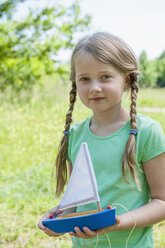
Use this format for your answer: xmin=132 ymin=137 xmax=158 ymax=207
xmin=63 ymin=130 xmax=70 ymax=135
xmin=130 ymin=129 xmax=137 ymax=136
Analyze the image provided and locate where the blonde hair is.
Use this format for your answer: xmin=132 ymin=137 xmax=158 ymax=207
xmin=55 ymin=32 xmax=141 ymax=197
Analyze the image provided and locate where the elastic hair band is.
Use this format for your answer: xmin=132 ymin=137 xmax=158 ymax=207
xmin=63 ymin=130 xmax=70 ymax=135
xmin=130 ymin=129 xmax=137 ymax=136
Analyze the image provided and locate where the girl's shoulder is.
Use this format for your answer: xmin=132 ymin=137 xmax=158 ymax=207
xmin=136 ymin=114 xmax=165 ymax=163
xmin=136 ymin=113 xmax=165 ymax=146
xmin=137 ymin=113 xmax=162 ymax=130
xmin=70 ymin=117 xmax=91 ymax=133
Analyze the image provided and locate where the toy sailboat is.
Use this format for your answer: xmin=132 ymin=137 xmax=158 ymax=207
xmin=42 ymin=143 xmax=116 ymax=233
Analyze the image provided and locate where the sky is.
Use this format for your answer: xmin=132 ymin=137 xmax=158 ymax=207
xmin=79 ymin=0 xmax=165 ymax=60
xmin=15 ymin=0 xmax=165 ymax=60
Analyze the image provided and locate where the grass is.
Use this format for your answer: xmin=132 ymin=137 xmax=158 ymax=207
xmin=0 ymin=82 xmax=165 ymax=248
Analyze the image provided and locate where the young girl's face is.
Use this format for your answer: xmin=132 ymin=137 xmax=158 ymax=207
xmin=75 ymin=52 xmax=128 ymax=115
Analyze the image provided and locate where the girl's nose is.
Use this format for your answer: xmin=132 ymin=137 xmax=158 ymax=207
xmin=89 ymin=80 xmax=102 ymax=93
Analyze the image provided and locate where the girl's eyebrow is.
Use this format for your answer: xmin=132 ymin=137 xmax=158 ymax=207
xmin=77 ymin=73 xmax=88 ymax=78
xmin=77 ymin=70 xmax=113 ymax=77
xmin=77 ymin=73 xmax=88 ymax=76
xmin=99 ymin=70 xmax=114 ymax=74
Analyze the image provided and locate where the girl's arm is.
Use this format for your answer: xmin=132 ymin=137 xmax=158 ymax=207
xmin=70 ymin=152 xmax=165 ymax=238
xmin=115 ymin=152 xmax=165 ymax=231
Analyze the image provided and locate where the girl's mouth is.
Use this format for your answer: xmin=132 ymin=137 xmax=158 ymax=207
xmin=89 ymin=97 xmax=105 ymax=102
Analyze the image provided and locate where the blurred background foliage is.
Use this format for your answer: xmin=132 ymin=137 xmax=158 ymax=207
xmin=0 ymin=1 xmax=165 ymax=247
xmin=0 ymin=0 xmax=165 ymax=94
xmin=138 ymin=50 xmax=165 ymax=88
xmin=0 ymin=0 xmax=91 ymax=92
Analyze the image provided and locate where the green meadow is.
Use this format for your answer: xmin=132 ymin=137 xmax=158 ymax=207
xmin=0 ymin=82 xmax=165 ymax=248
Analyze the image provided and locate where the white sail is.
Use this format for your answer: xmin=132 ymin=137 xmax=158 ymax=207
xmin=58 ymin=143 xmax=100 ymax=210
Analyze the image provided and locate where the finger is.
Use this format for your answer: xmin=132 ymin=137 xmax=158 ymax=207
xmin=48 ymin=207 xmax=63 ymax=216
xmin=74 ymin=227 xmax=88 ymax=239
xmin=44 ymin=228 xmax=64 ymax=237
xmin=49 ymin=206 xmax=64 ymax=216
xmin=69 ymin=231 xmax=76 ymax=236
xmin=38 ymin=213 xmax=52 ymax=230
xmin=38 ymin=216 xmax=53 ymax=231
xmin=83 ymin=227 xmax=97 ymax=237
xmin=44 ymin=228 xmax=57 ymax=237
xmin=38 ymin=208 xmax=63 ymax=231
xmin=54 ymin=209 xmax=64 ymax=216
xmin=49 ymin=206 xmax=58 ymax=214
xmin=38 ymin=220 xmax=46 ymax=231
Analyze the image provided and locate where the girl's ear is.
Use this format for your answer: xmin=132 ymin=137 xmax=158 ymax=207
xmin=124 ymin=75 xmax=131 ymax=90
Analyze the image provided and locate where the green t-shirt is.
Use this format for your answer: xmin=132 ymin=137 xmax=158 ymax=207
xmin=68 ymin=113 xmax=165 ymax=248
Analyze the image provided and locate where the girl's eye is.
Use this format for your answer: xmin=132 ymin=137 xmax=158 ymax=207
xmin=101 ymin=75 xmax=111 ymax=80
xmin=80 ymin=77 xmax=89 ymax=82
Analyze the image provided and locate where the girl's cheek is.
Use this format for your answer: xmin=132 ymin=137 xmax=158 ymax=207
xmin=78 ymin=87 xmax=88 ymax=95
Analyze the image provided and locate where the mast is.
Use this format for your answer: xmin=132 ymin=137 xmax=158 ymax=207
xmin=97 ymin=202 xmax=101 ymax=212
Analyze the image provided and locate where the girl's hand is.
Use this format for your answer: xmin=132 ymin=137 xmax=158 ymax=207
xmin=69 ymin=216 xmax=120 ymax=239
xmin=37 ymin=206 xmax=64 ymax=237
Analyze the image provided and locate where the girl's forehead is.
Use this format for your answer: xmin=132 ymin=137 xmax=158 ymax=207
xmin=75 ymin=52 xmax=109 ymax=69
xmin=75 ymin=52 xmax=120 ymax=75
xmin=75 ymin=52 xmax=102 ymax=65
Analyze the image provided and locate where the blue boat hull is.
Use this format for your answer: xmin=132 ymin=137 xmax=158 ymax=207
xmin=42 ymin=208 xmax=116 ymax=233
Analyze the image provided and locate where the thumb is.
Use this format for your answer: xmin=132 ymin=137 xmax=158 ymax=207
xmin=115 ymin=215 xmax=120 ymax=224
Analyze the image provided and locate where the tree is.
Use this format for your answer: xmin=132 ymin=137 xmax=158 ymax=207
xmin=0 ymin=0 xmax=91 ymax=91
xmin=157 ymin=50 xmax=165 ymax=87
xmin=138 ymin=51 xmax=157 ymax=88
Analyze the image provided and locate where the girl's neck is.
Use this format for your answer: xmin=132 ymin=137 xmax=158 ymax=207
xmin=90 ymin=106 xmax=130 ymax=136
xmin=92 ymin=106 xmax=129 ymax=126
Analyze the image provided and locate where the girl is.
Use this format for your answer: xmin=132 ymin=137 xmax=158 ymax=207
xmin=38 ymin=32 xmax=165 ymax=248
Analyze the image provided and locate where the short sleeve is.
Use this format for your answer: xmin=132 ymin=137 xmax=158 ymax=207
xmin=142 ymin=122 xmax=165 ymax=163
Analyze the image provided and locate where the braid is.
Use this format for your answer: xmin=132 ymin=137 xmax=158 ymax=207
xmin=54 ymin=81 xmax=77 ymax=197
xmin=122 ymin=73 xmax=141 ymax=190
xmin=130 ymin=74 xmax=138 ymax=130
